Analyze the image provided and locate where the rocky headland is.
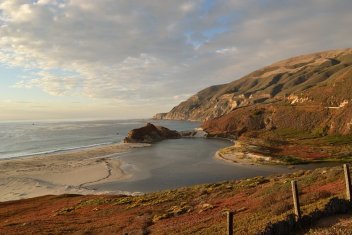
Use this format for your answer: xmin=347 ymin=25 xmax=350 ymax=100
xmin=123 ymin=123 xmax=181 ymax=143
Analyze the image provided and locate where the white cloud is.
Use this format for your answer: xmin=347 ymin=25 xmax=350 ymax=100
xmin=216 ymin=47 xmax=238 ymax=55
xmin=80 ymin=53 xmax=182 ymax=100
xmin=180 ymin=2 xmax=196 ymax=13
xmin=36 ymin=0 xmax=52 ymax=5
xmin=13 ymin=71 xmax=82 ymax=96
xmin=0 ymin=0 xmax=351 ymax=112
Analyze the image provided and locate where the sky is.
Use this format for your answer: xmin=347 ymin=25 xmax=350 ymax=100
xmin=0 ymin=0 xmax=351 ymax=121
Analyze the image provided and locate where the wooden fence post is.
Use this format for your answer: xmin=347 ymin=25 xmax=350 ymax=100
xmin=227 ymin=211 xmax=234 ymax=235
xmin=291 ymin=180 xmax=301 ymax=221
xmin=343 ymin=164 xmax=352 ymax=201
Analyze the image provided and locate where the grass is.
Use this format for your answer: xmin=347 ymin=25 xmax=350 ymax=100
xmin=276 ymin=155 xmax=307 ymax=164
xmin=0 ymin=166 xmax=350 ymax=234
xmin=234 ymin=129 xmax=352 ymax=164
xmin=273 ymin=128 xmax=319 ymax=140
xmin=321 ymin=135 xmax=352 ymax=145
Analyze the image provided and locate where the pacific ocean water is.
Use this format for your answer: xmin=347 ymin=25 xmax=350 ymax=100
xmin=0 ymin=119 xmax=200 ymax=159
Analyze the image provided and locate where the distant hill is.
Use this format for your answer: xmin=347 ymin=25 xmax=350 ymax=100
xmin=155 ymin=49 xmax=352 ymax=137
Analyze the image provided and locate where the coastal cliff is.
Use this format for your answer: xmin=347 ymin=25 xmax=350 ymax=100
xmin=154 ymin=49 xmax=352 ymax=137
xmin=124 ymin=123 xmax=181 ymax=143
xmin=154 ymin=49 xmax=352 ymax=164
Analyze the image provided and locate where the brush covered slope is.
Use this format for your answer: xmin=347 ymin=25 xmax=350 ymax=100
xmin=155 ymin=49 xmax=352 ymax=134
xmin=0 ymin=166 xmax=350 ymax=234
xmin=155 ymin=49 xmax=352 ymax=163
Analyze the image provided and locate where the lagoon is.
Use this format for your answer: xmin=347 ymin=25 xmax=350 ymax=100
xmin=90 ymin=138 xmax=323 ymax=193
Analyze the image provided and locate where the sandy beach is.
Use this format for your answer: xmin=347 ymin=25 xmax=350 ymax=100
xmin=0 ymin=143 xmax=149 ymax=202
xmin=214 ymin=141 xmax=280 ymax=165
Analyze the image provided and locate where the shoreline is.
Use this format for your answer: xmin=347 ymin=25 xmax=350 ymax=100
xmin=1 ymin=135 xmax=341 ymax=203
xmin=0 ymin=124 xmax=210 ymax=202
xmin=214 ymin=149 xmax=276 ymax=166
xmin=0 ymin=142 xmax=150 ymax=161
xmin=214 ymin=137 xmax=352 ymax=166
xmin=214 ymin=141 xmax=283 ymax=165
xmin=0 ymin=141 xmax=133 ymax=161
xmin=0 ymin=134 xmax=233 ymax=202
xmin=0 ymin=143 xmax=149 ymax=202
xmin=5 ymin=129 xmax=338 ymax=202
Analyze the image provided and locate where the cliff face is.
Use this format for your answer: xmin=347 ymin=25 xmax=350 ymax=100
xmin=202 ymin=104 xmax=352 ymax=138
xmin=155 ymin=49 xmax=352 ymax=136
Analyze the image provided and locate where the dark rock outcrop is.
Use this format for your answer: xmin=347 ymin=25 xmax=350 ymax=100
xmin=179 ymin=129 xmax=208 ymax=138
xmin=124 ymin=123 xmax=181 ymax=143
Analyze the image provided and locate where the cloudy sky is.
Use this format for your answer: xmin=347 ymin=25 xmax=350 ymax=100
xmin=0 ymin=0 xmax=351 ymax=121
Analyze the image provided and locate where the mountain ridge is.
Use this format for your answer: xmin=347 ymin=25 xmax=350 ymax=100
xmin=154 ymin=48 xmax=352 ymax=137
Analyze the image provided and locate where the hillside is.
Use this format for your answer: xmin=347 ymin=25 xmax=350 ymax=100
xmin=155 ymin=49 xmax=352 ymax=137
xmin=0 ymin=166 xmax=350 ymax=234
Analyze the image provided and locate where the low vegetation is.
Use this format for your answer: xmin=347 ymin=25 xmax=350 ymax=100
xmin=217 ymin=129 xmax=352 ymax=165
xmin=0 ymin=166 xmax=350 ymax=234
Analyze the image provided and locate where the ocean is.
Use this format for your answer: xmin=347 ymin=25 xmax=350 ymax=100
xmin=0 ymin=119 xmax=200 ymax=159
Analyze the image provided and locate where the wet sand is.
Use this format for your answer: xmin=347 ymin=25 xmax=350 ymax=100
xmin=0 ymin=143 xmax=148 ymax=202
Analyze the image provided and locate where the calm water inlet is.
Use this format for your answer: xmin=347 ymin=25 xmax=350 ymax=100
xmin=92 ymin=138 xmax=304 ymax=193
